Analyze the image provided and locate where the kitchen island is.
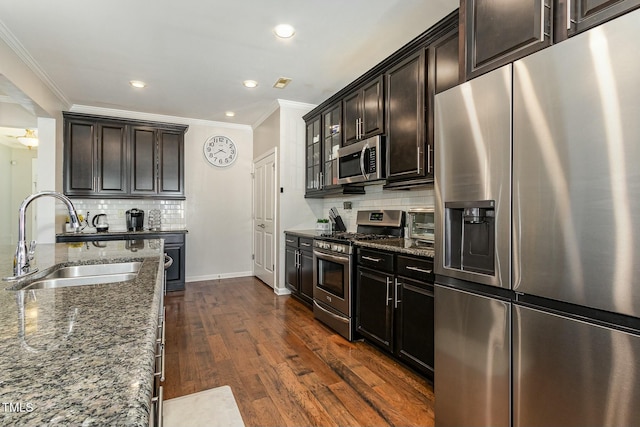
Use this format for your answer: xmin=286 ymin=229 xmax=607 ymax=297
xmin=0 ymin=240 xmax=164 ymax=426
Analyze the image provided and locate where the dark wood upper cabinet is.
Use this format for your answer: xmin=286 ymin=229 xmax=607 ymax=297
xmin=462 ymin=0 xmax=552 ymax=80
xmin=98 ymin=123 xmax=128 ymax=194
xmin=429 ymin=27 xmax=461 ymax=95
xmin=385 ymin=51 xmax=427 ymax=184
xmin=63 ymin=112 xmax=187 ymax=199
xmin=304 ymin=114 xmax=322 ymax=195
xmin=64 ymin=118 xmax=95 ymax=194
xmin=554 ymin=0 xmax=640 ymax=40
xmin=343 ymin=76 xmax=384 ymax=146
xmin=64 ymin=116 xmax=128 ymax=197
xmin=130 ymin=126 xmax=157 ymax=195
xmin=158 ymin=129 xmax=185 ymax=196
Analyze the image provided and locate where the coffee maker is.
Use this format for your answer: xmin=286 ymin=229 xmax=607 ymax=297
xmin=126 ymin=209 xmax=144 ymax=231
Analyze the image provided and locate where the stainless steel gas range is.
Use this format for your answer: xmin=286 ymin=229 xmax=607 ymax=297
xmin=312 ymin=210 xmax=404 ymax=340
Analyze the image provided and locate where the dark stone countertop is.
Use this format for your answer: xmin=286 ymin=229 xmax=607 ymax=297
xmin=284 ymin=229 xmax=325 ymax=239
xmin=355 ymin=238 xmax=435 ymax=259
xmin=0 ymin=240 xmax=164 ymax=426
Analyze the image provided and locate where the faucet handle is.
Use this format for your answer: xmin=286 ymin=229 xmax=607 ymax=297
xmin=28 ymin=240 xmax=37 ymax=260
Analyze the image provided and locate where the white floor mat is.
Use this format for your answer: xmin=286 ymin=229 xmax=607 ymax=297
xmin=164 ymin=385 xmax=245 ymax=427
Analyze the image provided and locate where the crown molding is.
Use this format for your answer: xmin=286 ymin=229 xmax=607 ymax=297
xmin=0 ymin=19 xmax=71 ymax=107
xmin=69 ymin=105 xmax=253 ymax=132
xmin=252 ymin=99 xmax=316 ymax=129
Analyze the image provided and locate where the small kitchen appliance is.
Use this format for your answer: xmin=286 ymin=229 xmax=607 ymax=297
xmin=407 ymin=207 xmax=435 ymax=244
xmin=126 ymin=209 xmax=144 ymax=231
xmin=92 ymin=213 xmax=109 ymax=233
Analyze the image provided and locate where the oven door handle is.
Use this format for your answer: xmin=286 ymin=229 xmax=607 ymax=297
xmin=313 ymin=300 xmax=349 ymax=324
xmin=313 ymin=250 xmax=350 ymax=265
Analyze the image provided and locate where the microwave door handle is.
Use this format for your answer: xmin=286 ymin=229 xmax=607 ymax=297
xmin=360 ymin=142 xmax=370 ymax=180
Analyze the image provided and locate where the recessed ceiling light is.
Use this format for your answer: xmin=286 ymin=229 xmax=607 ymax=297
xmin=274 ymin=24 xmax=295 ymax=39
xmin=273 ymin=77 xmax=292 ymax=89
xmin=225 ymin=111 xmax=236 ymax=117
xmin=243 ymin=80 xmax=258 ymax=88
xmin=129 ymin=80 xmax=146 ymax=88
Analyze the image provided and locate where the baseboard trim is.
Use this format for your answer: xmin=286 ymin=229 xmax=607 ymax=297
xmin=186 ymin=271 xmax=254 ymax=283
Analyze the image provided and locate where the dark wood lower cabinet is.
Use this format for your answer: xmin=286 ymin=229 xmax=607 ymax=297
xmin=356 ymin=268 xmax=393 ymax=350
xmin=284 ymin=233 xmax=314 ymax=305
xmin=356 ymin=248 xmax=435 ymax=377
xmin=396 ymin=277 xmax=435 ymax=374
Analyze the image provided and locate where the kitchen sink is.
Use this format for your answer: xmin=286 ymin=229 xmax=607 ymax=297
xmin=6 ymin=261 xmax=142 ymax=291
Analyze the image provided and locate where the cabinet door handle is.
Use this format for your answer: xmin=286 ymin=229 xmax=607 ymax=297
xmin=394 ymin=278 xmax=401 ymax=309
xmin=385 ymin=277 xmax=392 ymax=306
xmin=417 ymin=144 xmax=422 ymax=174
xmin=362 ymin=256 xmax=382 ymax=263
xmin=566 ymin=0 xmax=571 ymax=30
xmin=406 ymin=266 xmax=433 ymax=274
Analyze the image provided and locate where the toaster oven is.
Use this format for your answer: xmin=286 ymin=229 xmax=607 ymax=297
xmin=407 ymin=207 xmax=435 ymax=243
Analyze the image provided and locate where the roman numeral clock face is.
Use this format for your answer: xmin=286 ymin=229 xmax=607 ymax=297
xmin=204 ymin=135 xmax=237 ymax=167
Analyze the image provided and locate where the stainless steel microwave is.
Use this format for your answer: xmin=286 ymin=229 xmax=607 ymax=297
xmin=337 ymin=135 xmax=385 ymax=184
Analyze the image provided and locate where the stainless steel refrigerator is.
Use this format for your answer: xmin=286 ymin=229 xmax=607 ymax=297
xmin=434 ymin=9 xmax=640 ymax=427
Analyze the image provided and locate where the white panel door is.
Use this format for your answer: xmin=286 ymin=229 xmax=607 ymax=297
xmin=253 ymin=151 xmax=276 ymax=287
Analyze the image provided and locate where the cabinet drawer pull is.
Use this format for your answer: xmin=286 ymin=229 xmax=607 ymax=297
xmin=286 ymin=239 xmax=295 ymax=243
xmin=301 ymin=242 xmax=311 ymax=247
xmin=362 ymin=256 xmax=382 ymax=263
xmin=406 ymin=266 xmax=432 ymax=274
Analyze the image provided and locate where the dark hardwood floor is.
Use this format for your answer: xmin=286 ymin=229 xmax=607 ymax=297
xmin=164 ymin=277 xmax=435 ymax=427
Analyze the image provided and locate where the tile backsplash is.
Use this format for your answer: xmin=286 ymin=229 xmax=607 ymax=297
xmin=320 ymin=184 xmax=435 ymax=231
xmin=57 ymin=199 xmax=186 ymax=232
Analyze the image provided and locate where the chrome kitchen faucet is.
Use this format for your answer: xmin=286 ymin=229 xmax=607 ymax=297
xmin=11 ymin=191 xmax=81 ymax=278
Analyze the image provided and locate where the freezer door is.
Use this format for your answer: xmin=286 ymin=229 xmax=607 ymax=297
xmin=514 ymin=305 xmax=640 ymax=427
xmin=434 ymin=65 xmax=512 ymax=289
xmin=435 ymin=285 xmax=510 ymax=427
xmin=513 ymin=10 xmax=640 ymax=317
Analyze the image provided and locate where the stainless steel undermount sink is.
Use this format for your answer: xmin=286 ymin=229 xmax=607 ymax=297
xmin=6 ymin=261 xmax=142 ymax=291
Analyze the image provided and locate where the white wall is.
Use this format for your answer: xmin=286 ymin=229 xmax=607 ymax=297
xmin=0 ymin=144 xmax=11 ymax=244
xmin=275 ymin=100 xmax=323 ymax=291
xmin=0 ymin=36 xmax=67 ymax=244
xmin=184 ymin=122 xmax=254 ymax=281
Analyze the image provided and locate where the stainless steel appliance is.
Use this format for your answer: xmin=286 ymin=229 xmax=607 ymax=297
xmin=407 ymin=207 xmax=435 ymax=244
xmin=434 ymin=64 xmax=512 ymax=427
xmin=126 ymin=209 xmax=144 ymax=231
xmin=313 ymin=209 xmax=404 ymax=341
xmin=337 ymin=135 xmax=385 ymax=184
xmin=511 ymin=12 xmax=640 ymax=426
xmin=434 ymin=11 xmax=640 ymax=427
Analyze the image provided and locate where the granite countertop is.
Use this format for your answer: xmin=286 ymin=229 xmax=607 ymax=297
xmin=0 ymin=240 xmax=164 ymax=426
xmin=284 ymin=229 xmax=325 ymax=239
xmin=57 ymin=228 xmax=188 ymax=239
xmin=355 ymin=238 xmax=435 ymax=259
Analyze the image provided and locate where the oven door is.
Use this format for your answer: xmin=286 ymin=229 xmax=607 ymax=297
xmin=313 ymin=248 xmax=352 ymax=316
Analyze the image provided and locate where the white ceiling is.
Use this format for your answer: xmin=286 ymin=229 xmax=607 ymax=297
xmin=0 ymin=0 xmax=458 ymax=126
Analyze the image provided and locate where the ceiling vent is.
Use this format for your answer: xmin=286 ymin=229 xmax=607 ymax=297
xmin=273 ymin=77 xmax=292 ymax=89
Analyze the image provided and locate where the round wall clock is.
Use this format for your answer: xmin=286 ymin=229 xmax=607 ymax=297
xmin=203 ymin=135 xmax=237 ymax=167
